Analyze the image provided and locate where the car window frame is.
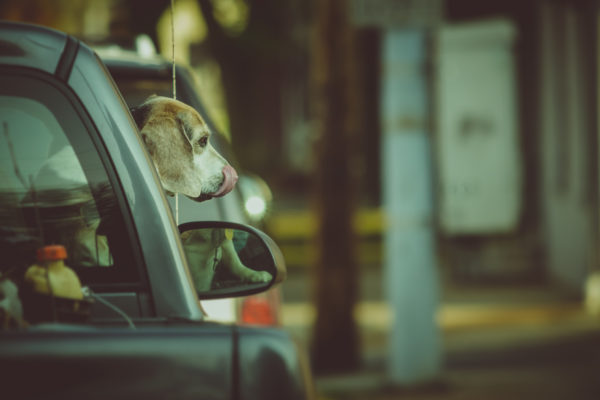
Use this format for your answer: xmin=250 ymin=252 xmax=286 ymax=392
xmin=0 ymin=66 xmax=150 ymax=295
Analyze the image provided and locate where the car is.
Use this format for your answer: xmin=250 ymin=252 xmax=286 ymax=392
xmin=95 ymin=45 xmax=280 ymax=325
xmin=0 ymin=21 xmax=312 ymax=399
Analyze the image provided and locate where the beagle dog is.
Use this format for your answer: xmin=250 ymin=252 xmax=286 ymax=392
xmin=130 ymin=96 xmax=238 ymax=202
xmin=129 ymin=97 xmax=271 ymax=292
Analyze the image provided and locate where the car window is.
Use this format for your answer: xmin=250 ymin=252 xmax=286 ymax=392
xmin=0 ymin=74 xmax=139 ymax=287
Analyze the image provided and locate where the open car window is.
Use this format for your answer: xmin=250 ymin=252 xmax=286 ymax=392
xmin=0 ymin=73 xmax=140 ymax=287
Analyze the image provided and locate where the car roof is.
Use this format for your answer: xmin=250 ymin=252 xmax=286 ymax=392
xmin=0 ymin=21 xmax=68 ymax=74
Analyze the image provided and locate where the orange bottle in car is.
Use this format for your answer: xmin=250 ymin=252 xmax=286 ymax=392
xmin=24 ymin=245 xmax=84 ymax=300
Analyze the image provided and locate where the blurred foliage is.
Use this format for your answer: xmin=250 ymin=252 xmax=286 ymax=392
xmin=211 ymin=0 xmax=249 ymax=35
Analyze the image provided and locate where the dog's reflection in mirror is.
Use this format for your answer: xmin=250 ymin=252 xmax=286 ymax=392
xmin=180 ymin=228 xmax=272 ymax=292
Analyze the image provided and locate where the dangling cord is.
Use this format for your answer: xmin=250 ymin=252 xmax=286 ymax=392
xmin=170 ymin=0 xmax=176 ymax=101
xmin=170 ymin=0 xmax=180 ymax=225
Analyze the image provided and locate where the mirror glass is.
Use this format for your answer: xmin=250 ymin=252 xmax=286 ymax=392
xmin=180 ymin=227 xmax=275 ymax=296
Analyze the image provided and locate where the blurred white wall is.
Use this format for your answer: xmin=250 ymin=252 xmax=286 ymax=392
xmin=436 ymin=19 xmax=522 ymax=235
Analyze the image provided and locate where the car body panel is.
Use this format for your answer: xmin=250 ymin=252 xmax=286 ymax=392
xmin=0 ymin=21 xmax=65 ymax=74
xmin=1 ymin=326 xmax=234 ymax=400
xmin=0 ymin=324 xmax=309 ymax=400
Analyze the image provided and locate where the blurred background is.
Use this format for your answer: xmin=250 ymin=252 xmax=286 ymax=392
xmin=2 ymin=0 xmax=600 ymax=398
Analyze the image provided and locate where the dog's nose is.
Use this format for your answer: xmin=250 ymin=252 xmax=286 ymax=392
xmin=212 ymin=165 xmax=238 ymax=197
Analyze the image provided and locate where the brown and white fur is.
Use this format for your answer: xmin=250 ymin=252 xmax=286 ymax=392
xmin=130 ymin=96 xmax=238 ymax=201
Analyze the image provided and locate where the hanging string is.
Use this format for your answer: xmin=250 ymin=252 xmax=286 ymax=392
xmin=170 ymin=0 xmax=179 ymax=225
xmin=171 ymin=0 xmax=177 ymax=100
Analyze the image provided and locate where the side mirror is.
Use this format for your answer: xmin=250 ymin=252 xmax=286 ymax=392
xmin=178 ymin=221 xmax=286 ymax=299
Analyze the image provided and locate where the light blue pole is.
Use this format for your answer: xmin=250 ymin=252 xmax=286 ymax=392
xmin=381 ymin=29 xmax=441 ymax=385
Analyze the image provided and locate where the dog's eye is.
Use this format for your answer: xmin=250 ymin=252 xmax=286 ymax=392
xmin=198 ymin=136 xmax=208 ymax=148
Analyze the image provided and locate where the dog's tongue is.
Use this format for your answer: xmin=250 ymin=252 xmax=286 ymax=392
xmin=212 ymin=165 xmax=238 ymax=197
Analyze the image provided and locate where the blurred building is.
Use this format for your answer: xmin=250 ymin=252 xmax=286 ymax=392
xmin=350 ymin=0 xmax=599 ymax=295
xmin=276 ymin=0 xmax=600 ymax=298
xmin=437 ymin=0 xmax=598 ymax=293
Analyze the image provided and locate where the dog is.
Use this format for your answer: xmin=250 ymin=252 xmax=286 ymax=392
xmin=129 ymin=95 xmax=238 ymax=201
xmin=130 ymin=96 xmax=270 ymax=290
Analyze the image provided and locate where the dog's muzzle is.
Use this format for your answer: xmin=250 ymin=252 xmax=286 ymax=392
xmin=191 ymin=165 xmax=238 ymax=202
xmin=212 ymin=165 xmax=238 ymax=197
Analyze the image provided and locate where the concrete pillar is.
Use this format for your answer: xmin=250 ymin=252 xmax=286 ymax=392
xmin=381 ymin=29 xmax=441 ymax=385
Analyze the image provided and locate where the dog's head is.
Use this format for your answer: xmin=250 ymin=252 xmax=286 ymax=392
xmin=130 ymin=96 xmax=237 ymax=202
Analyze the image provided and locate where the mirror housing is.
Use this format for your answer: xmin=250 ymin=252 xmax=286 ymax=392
xmin=178 ymin=221 xmax=286 ymax=300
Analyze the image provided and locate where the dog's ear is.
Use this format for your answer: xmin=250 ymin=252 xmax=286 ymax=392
xmin=176 ymin=111 xmax=195 ymax=144
xmin=177 ymin=109 xmax=211 ymax=147
xmin=140 ymin=133 xmax=155 ymax=156
xmin=130 ymin=103 xmax=152 ymax=129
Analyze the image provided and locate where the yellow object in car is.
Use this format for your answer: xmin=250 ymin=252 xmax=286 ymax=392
xmin=24 ymin=245 xmax=84 ymax=300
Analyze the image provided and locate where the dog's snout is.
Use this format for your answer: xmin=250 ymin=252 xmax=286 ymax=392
xmin=212 ymin=165 xmax=238 ymax=198
xmin=224 ymin=165 xmax=238 ymax=182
